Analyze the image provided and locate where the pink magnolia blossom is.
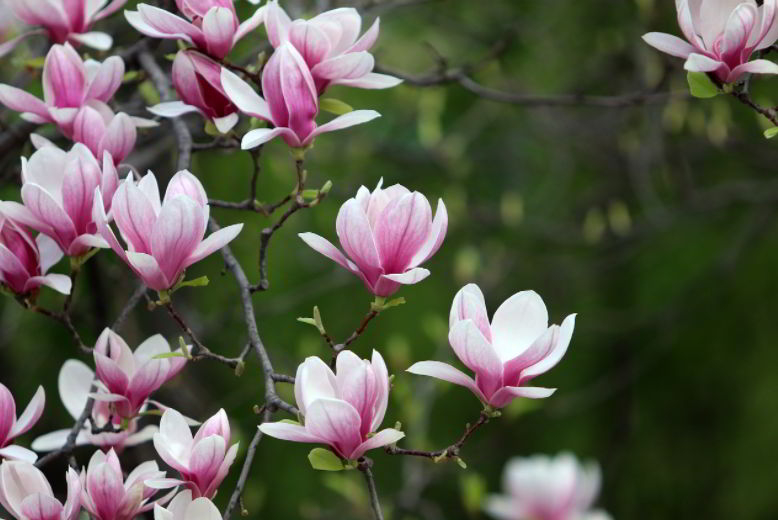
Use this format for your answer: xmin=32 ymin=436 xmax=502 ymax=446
xmin=264 ymin=0 xmax=401 ymax=94
xmin=298 ymin=179 xmax=447 ymax=297
xmin=220 ymin=43 xmax=381 ymax=149
xmin=92 ymin=328 xmax=187 ymax=419
xmin=32 ymin=360 xmax=157 ymax=454
xmin=0 ymin=43 xmax=124 ymax=137
xmin=407 ymin=284 xmax=575 ymax=409
xmin=0 ymin=213 xmax=71 ymax=296
xmin=0 ymin=384 xmax=45 ymax=463
xmin=0 ymin=143 xmax=118 ymax=258
xmin=0 ymin=461 xmax=81 ymax=520
xmin=643 ymin=0 xmax=778 ymax=83
xmin=70 ymin=104 xmax=141 ymax=166
xmin=485 ymin=453 xmax=610 ymax=520
xmin=1 ymin=0 xmax=125 ymax=55
xmin=125 ymin=0 xmax=265 ymax=60
xmin=259 ymin=351 xmax=405 ymax=461
xmin=94 ymin=170 xmax=243 ymax=291
xmin=153 ymin=490 xmax=221 ymax=520
xmin=80 ymin=449 xmax=172 ymax=520
xmin=150 ymin=408 xmax=239 ymax=498
xmin=149 ymin=50 xmax=239 ymax=134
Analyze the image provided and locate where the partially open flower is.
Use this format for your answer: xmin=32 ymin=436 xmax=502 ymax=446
xmin=259 ymin=351 xmax=404 ymax=461
xmin=149 ymin=50 xmax=239 ymax=134
xmin=408 ymin=284 xmax=575 ymax=409
xmin=0 ymin=384 xmax=44 ymax=463
xmin=643 ymin=0 xmax=778 ymax=83
xmin=153 ymin=490 xmax=221 ymax=520
xmin=299 ymin=179 xmax=447 ymax=297
xmin=0 ymin=461 xmax=81 ymax=520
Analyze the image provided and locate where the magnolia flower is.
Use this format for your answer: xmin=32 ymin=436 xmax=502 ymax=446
xmin=94 ymin=170 xmax=243 ymax=291
xmin=485 ymin=453 xmax=610 ymax=520
xmin=0 ymin=43 xmax=124 ymax=137
xmin=265 ymin=0 xmax=401 ymax=94
xmin=153 ymin=490 xmax=221 ymax=520
xmin=149 ymin=50 xmax=239 ymax=134
xmin=0 ymin=384 xmax=44 ymax=462
xmin=643 ymin=0 xmax=778 ymax=83
xmin=0 ymin=143 xmax=117 ymax=258
xmin=125 ymin=0 xmax=264 ymax=60
xmin=220 ymin=44 xmax=381 ymax=149
xmin=71 ymin=104 xmax=139 ymax=165
xmin=298 ymin=179 xmax=447 ymax=297
xmin=0 ymin=213 xmax=71 ymax=296
xmin=2 ymin=0 xmax=125 ymax=55
xmin=408 ymin=284 xmax=575 ymax=409
xmin=259 ymin=351 xmax=404 ymax=461
xmin=151 ymin=409 xmax=238 ymax=498
xmin=0 ymin=461 xmax=81 ymax=520
xmin=32 ymin=360 xmax=157 ymax=453
xmin=81 ymin=449 xmax=171 ymax=520
xmin=93 ymin=328 xmax=187 ymax=419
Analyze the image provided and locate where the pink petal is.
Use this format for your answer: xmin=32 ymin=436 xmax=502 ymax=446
xmin=150 ymin=196 xmax=204 ymax=283
xmin=348 ymin=17 xmax=379 ymax=53
xmin=21 ymin=493 xmax=64 ymax=520
xmin=490 ymin=290 xmax=549 ymax=362
xmin=42 ymin=43 xmax=86 ymax=108
xmin=448 ymin=319 xmax=502 ymax=385
xmin=0 ymin=461 xmax=53 ymax=518
xmin=111 ymin=179 xmax=156 ymax=254
xmin=372 ymin=267 xmax=430 ymax=297
xmin=521 ymin=314 xmax=576 ymax=381
xmin=264 ymin=0 xmax=292 ymax=47
xmin=9 ymin=386 xmax=45 ymax=439
xmin=335 ymin=198 xmax=382 ymax=285
xmin=186 ymin=497 xmax=223 ymax=520
xmin=298 ymin=232 xmax=355 ymax=272
xmin=21 ymin=183 xmax=77 ymax=251
xmin=189 ymin=435 xmax=226 ymax=488
xmin=233 ymin=5 xmax=267 ymax=44
xmin=0 ymin=445 xmax=38 ymax=463
xmin=257 ymin=422 xmax=323 ymax=444
xmin=369 ymin=350 xmax=389 ymax=432
xmin=0 ymin=384 xmax=15 ymax=444
xmin=335 ymin=351 xmax=377 ymax=435
xmin=295 ymin=357 xmax=338 ymax=416
xmin=449 ymin=283 xmax=491 ymax=340
xmin=72 ymin=106 xmax=107 ymax=158
xmin=26 ymin=273 xmax=72 ymax=295
xmin=728 ymin=58 xmax=778 ymax=81
xmin=488 ymin=386 xmax=556 ymax=408
xmin=683 ymin=53 xmax=726 ymax=73
xmin=303 ymin=398 xmax=363 ymax=460
xmin=86 ymin=56 xmax=124 ymax=102
xmin=307 ymin=109 xmax=380 ymax=141
xmin=312 ymin=52 xmax=374 ymax=81
xmin=134 ymin=5 xmax=202 ymax=42
xmin=185 ymin=223 xmax=242 ymax=266
xmin=406 ymin=361 xmax=486 ymax=402
xmin=350 ymin=428 xmax=404 ymax=460
xmin=288 ymin=20 xmax=332 ymax=67
xmin=335 ymin=72 xmax=403 ymax=89
xmin=68 ymin=32 xmax=113 ymax=51
xmin=0 ymin=85 xmax=49 ymax=121
xmin=202 ymin=7 xmax=237 ymax=59
xmin=100 ymin=112 xmax=136 ymax=164
xmin=62 ymin=150 xmax=102 ymax=234
xmin=164 ymin=170 xmax=207 ymax=208
xmin=126 ymin=252 xmax=169 ymax=290
xmin=240 ymin=127 xmax=299 ymax=148
xmin=220 ymin=67 xmax=272 ymax=120
xmin=94 ymin=352 xmax=130 ymax=395
xmin=312 ymin=7 xmax=361 ymax=54
xmin=373 ymin=191 xmax=431 ymax=273
xmin=641 ymin=32 xmax=696 ymax=58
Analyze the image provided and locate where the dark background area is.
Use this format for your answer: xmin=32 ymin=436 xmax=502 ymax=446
xmin=2 ymin=0 xmax=778 ymax=518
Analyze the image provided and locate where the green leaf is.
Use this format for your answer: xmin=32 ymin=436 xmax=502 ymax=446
xmin=139 ymin=80 xmax=161 ymax=105
xmin=320 ymin=98 xmax=354 ymax=115
xmin=122 ymin=70 xmax=141 ymax=83
xmin=687 ymin=71 xmax=719 ymax=99
xmin=297 ymin=317 xmax=317 ymax=326
xmin=764 ymin=127 xmax=778 ymax=139
xmin=313 ymin=306 xmax=325 ymax=334
xmin=308 ymin=448 xmax=345 ymax=471
xmin=176 ymin=275 xmax=210 ymax=289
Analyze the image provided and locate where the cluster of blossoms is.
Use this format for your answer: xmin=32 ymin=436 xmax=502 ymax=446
xmin=0 ymin=0 xmax=613 ymax=518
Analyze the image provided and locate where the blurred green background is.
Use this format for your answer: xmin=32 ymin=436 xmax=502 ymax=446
xmin=3 ymin=0 xmax=778 ymax=518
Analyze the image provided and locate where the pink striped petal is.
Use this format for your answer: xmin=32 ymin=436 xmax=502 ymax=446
xmin=220 ymin=67 xmax=272 ymax=120
xmin=186 ymin=223 xmax=242 ymax=266
xmin=312 ymin=52 xmax=374 ymax=81
xmin=202 ymin=7 xmax=237 ymax=59
xmin=335 ymin=198 xmax=382 ymax=285
xmin=257 ymin=422 xmax=323 ymax=444
xmin=406 ymin=361 xmax=486 ymax=402
xmin=307 ymin=110 xmax=380 ymax=142
xmin=448 ymin=319 xmax=501 ymax=384
xmin=488 ymin=386 xmax=556 ymax=408
xmin=86 ymin=56 xmax=124 ymax=102
xmin=335 ymin=72 xmax=403 ymax=89
xmin=490 ymin=290 xmax=549 ymax=362
xmin=304 ymin=398 xmax=362 ymax=460
xmin=9 ymin=386 xmax=45 ymax=439
xmin=126 ymin=252 xmax=170 ymax=290
xmin=642 ymin=32 xmax=696 ymax=58
xmin=350 ymin=428 xmax=404 ymax=459
xmin=0 ymin=85 xmax=49 ymax=121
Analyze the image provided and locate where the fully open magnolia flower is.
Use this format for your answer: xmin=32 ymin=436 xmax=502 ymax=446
xmin=408 ymin=284 xmax=575 ymax=409
xmin=643 ymin=0 xmax=778 ymax=83
xmin=94 ymin=170 xmax=243 ymax=291
xmin=154 ymin=490 xmax=221 ymax=520
xmin=149 ymin=50 xmax=239 ymax=134
xmin=93 ymin=328 xmax=187 ymax=419
xmin=32 ymin=360 xmax=157 ymax=454
xmin=264 ymin=0 xmax=402 ymax=94
xmin=221 ymin=43 xmax=381 ymax=149
xmin=151 ymin=409 xmax=238 ymax=498
xmin=0 ymin=213 xmax=71 ymax=296
xmin=0 ymin=43 xmax=123 ymax=136
xmin=0 ymin=384 xmax=44 ymax=463
xmin=299 ymin=179 xmax=447 ymax=297
xmin=81 ymin=449 xmax=172 ymax=520
xmin=2 ymin=0 xmax=125 ymax=55
xmin=0 ymin=461 xmax=81 ymax=520
xmin=485 ymin=453 xmax=610 ymax=520
xmin=125 ymin=0 xmax=264 ymax=60
xmin=0 ymin=144 xmax=117 ymax=258
xmin=259 ymin=351 xmax=404 ymax=461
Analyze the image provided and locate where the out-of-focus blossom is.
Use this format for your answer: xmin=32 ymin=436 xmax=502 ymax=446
xmin=259 ymin=351 xmax=404 ymax=461
xmin=408 ymin=284 xmax=575 ymax=409
xmin=94 ymin=170 xmax=243 ymax=291
xmin=643 ymin=0 xmax=778 ymax=83
xmin=32 ymin=360 xmax=157 ymax=454
xmin=0 ymin=212 xmax=71 ymax=296
xmin=153 ymin=490 xmax=221 ymax=520
xmin=0 ymin=143 xmax=118 ymax=258
xmin=125 ymin=0 xmax=265 ymax=60
xmin=0 ymin=384 xmax=44 ymax=463
xmin=81 ymin=449 xmax=172 ymax=520
xmin=298 ymin=179 xmax=447 ymax=297
xmin=92 ymin=328 xmax=187 ymax=419
xmin=1 ymin=0 xmax=125 ymax=56
xmin=0 ymin=44 xmax=123 ymax=134
xmin=221 ymin=44 xmax=381 ymax=149
xmin=264 ymin=0 xmax=401 ymax=94
xmin=150 ymin=408 xmax=238 ymax=498
xmin=0 ymin=0 xmax=25 ymax=58
xmin=0 ymin=460 xmax=81 ymax=520
xmin=149 ymin=50 xmax=239 ymax=134
xmin=485 ymin=453 xmax=610 ymax=520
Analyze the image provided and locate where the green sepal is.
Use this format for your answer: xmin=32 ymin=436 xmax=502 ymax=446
xmin=308 ymin=448 xmax=345 ymax=471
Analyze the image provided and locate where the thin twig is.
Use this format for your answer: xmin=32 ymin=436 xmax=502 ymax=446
xmin=35 ymin=390 xmax=95 ymax=468
xmin=386 ymin=411 xmax=490 ymax=461
xmin=358 ymin=458 xmax=385 ymax=520
xmin=111 ymin=282 xmax=148 ymax=331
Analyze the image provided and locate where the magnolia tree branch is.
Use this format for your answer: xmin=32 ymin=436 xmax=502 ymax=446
xmin=358 ymin=457 xmax=385 ymax=520
xmin=386 ymin=410 xmax=491 ymax=462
